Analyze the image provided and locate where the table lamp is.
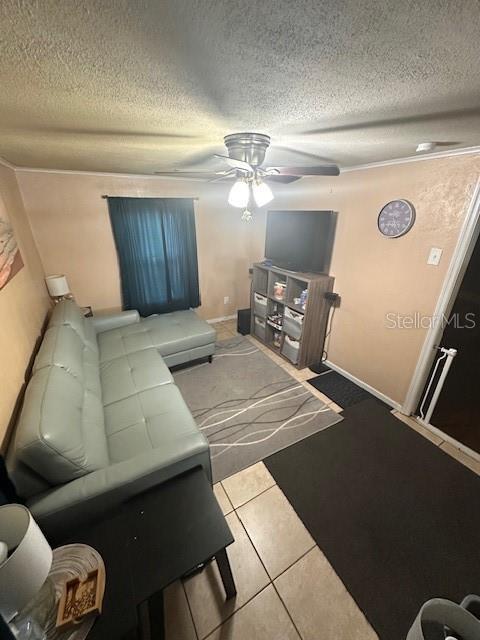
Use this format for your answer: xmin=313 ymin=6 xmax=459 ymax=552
xmin=0 ymin=504 xmax=53 ymax=634
xmin=45 ymin=274 xmax=72 ymax=303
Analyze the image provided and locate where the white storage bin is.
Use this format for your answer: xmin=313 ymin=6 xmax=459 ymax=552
xmin=254 ymin=316 xmax=267 ymax=341
xmin=281 ymin=334 xmax=300 ymax=364
xmin=283 ymin=307 xmax=304 ymax=340
xmin=253 ymin=293 xmax=268 ymax=318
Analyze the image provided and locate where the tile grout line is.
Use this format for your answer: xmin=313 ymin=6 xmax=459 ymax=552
xmin=232 ymin=488 xmax=316 ymax=638
xmin=234 ymin=487 xmax=276 ymax=580
xmin=271 ymin=582 xmax=304 ymax=640
xmin=215 ymin=483 xmax=235 ymax=515
xmin=220 ymin=479 xmax=277 ymax=511
xmin=199 ymin=583 xmax=274 ymax=640
xmin=184 ymin=480 xmax=278 ymax=639
xmin=234 ymin=484 xmax=317 ymax=583
xmin=180 ymin=579 xmax=200 ymax=640
xmin=270 ymin=542 xmax=317 ymax=583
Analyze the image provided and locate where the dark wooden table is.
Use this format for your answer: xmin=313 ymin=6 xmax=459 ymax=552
xmin=56 ymin=468 xmax=235 ymax=639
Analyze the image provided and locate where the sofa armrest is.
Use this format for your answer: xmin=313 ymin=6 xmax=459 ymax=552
xmin=91 ymin=310 xmax=140 ymax=333
xmin=27 ymin=435 xmax=211 ymax=538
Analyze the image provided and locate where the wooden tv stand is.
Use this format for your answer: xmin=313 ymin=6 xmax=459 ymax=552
xmin=250 ymin=263 xmax=334 ymax=370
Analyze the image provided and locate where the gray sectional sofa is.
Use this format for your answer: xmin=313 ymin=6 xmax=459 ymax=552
xmin=7 ymin=300 xmax=216 ymax=535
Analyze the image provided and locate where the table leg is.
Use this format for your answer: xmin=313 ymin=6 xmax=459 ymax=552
xmin=137 ymin=591 xmax=165 ymax=640
xmin=215 ymin=548 xmax=237 ymax=600
xmin=138 ymin=601 xmax=151 ymax=640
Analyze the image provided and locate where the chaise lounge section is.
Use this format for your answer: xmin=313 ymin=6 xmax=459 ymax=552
xmin=7 ymin=300 xmax=216 ymax=536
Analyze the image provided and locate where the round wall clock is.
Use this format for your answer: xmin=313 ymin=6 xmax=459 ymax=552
xmin=377 ymin=199 xmax=415 ymax=238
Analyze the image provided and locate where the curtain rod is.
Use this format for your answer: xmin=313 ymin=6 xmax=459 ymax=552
xmin=101 ymin=195 xmax=199 ymax=200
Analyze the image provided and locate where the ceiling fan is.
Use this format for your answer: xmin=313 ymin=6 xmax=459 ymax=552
xmin=155 ymin=132 xmax=339 ymax=220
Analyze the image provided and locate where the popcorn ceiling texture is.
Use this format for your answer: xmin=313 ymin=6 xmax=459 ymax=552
xmin=0 ymin=0 xmax=479 ymax=173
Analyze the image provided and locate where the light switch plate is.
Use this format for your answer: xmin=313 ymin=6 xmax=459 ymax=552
xmin=427 ymin=247 xmax=443 ymax=265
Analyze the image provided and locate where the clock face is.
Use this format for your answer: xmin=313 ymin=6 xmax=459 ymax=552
xmin=378 ymin=200 xmax=415 ymax=238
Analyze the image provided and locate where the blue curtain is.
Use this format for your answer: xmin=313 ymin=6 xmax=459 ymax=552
xmin=108 ymin=197 xmax=200 ymax=316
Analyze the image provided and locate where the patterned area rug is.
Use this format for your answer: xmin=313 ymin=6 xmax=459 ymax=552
xmin=173 ymin=337 xmax=343 ymax=482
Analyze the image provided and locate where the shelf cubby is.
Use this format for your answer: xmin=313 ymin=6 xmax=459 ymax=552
xmin=253 ymin=267 xmax=268 ymax=296
xmin=265 ymin=323 xmax=283 ymax=352
xmin=286 ymin=277 xmax=308 ymax=311
xmin=267 ymin=270 xmax=287 ymax=303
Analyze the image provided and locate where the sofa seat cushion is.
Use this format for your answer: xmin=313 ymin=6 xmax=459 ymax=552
xmin=98 ymin=310 xmax=216 ymax=362
xmin=100 ymin=348 xmax=173 ymax=406
xmin=104 ymin=383 xmax=205 ymax=464
xmin=13 ymin=366 xmax=109 ymax=484
xmin=26 ymin=431 xmax=211 ymax=533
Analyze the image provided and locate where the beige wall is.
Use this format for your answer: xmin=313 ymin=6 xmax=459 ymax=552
xmin=0 ymin=163 xmax=50 ymax=446
xmin=16 ymin=172 xmax=264 ymax=320
xmin=17 ymin=154 xmax=480 ymax=405
xmin=252 ymin=155 xmax=480 ymax=404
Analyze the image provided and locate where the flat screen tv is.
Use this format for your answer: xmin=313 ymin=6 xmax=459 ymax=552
xmin=265 ymin=210 xmax=337 ymax=274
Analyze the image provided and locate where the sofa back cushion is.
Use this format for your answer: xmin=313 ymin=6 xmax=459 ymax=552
xmin=13 ymin=365 xmax=109 ymax=484
xmin=34 ymin=325 xmax=101 ymax=399
xmin=49 ymin=300 xmax=98 ymax=354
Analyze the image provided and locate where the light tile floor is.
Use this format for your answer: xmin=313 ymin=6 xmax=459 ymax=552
xmin=162 ymin=319 xmax=480 ymax=639
xmin=165 ymin=460 xmax=377 ymax=640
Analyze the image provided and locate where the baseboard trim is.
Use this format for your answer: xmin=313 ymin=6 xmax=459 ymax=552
xmin=206 ymin=314 xmax=237 ymax=324
xmin=323 ymin=359 xmax=401 ymax=411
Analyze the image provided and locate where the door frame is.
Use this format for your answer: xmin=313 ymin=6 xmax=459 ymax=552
xmin=402 ymin=177 xmax=480 ymax=416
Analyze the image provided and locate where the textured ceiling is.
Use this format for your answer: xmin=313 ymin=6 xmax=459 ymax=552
xmin=0 ymin=0 xmax=479 ymax=174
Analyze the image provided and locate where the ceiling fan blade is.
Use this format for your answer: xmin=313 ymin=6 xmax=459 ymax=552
xmin=175 ymin=146 xmax=226 ymax=168
xmin=213 ymin=154 xmax=253 ymax=172
xmin=207 ymin=168 xmax=237 ymax=182
xmin=153 ymin=171 xmax=220 ymax=180
xmin=273 ymin=145 xmax=336 ymax=164
xmin=264 ymin=175 xmax=302 ymax=184
xmin=266 ymin=164 xmax=340 ymax=176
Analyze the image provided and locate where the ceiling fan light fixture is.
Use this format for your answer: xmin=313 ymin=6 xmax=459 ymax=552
xmin=252 ymin=179 xmax=274 ymax=207
xmin=416 ymin=141 xmax=436 ymax=153
xmin=228 ymin=178 xmax=250 ymax=208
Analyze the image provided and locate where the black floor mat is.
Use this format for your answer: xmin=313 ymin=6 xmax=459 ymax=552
xmin=265 ymin=399 xmax=480 ymax=640
xmin=309 ymin=361 xmax=331 ymax=375
xmin=307 ymin=369 xmax=385 ymax=409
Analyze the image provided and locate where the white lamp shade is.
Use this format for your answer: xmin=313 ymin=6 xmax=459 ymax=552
xmin=0 ymin=504 xmax=52 ymax=621
xmin=252 ymin=180 xmax=274 ymax=207
xmin=228 ymin=180 xmax=250 ymax=208
xmin=45 ymin=274 xmax=70 ymax=297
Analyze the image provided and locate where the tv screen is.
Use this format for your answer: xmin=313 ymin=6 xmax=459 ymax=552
xmin=265 ymin=210 xmax=336 ymax=274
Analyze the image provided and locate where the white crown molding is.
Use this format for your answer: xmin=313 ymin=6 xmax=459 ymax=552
xmin=340 ymin=145 xmax=480 ymax=173
xmin=14 ymin=165 xmax=194 ymax=180
xmin=7 ymin=145 xmax=480 ymax=178
xmin=0 ymin=155 xmax=17 ymax=170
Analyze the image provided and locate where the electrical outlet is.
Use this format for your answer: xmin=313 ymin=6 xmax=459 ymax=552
xmin=427 ymin=247 xmax=443 ymax=266
xmin=223 ymin=296 xmax=230 ymax=305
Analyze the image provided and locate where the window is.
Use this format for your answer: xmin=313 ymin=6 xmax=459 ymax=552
xmin=108 ymin=197 xmax=200 ymax=316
